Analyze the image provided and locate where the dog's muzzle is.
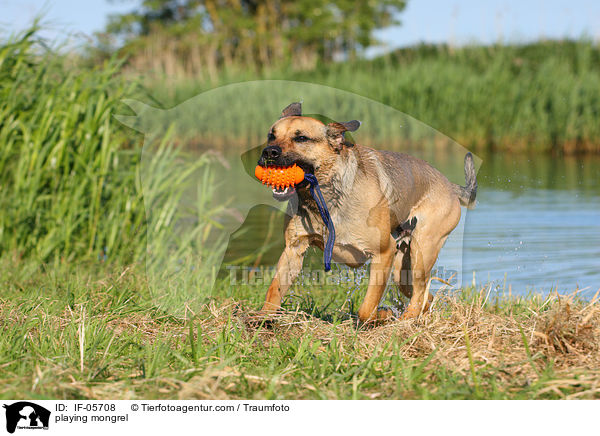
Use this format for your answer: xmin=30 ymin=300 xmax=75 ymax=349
xmin=257 ymin=146 xmax=295 ymax=200
xmin=257 ymin=146 xmax=316 ymax=201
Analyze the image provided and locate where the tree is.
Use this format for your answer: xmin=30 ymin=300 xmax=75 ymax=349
xmin=103 ymin=0 xmax=406 ymax=76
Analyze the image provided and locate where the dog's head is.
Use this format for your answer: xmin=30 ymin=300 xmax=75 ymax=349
xmin=257 ymin=102 xmax=360 ymax=201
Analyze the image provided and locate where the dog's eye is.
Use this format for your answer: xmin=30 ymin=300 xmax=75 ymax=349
xmin=268 ymin=133 xmax=276 ymax=141
xmin=294 ymin=135 xmax=311 ymax=143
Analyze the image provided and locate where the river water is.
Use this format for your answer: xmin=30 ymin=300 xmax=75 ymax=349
xmin=458 ymin=152 xmax=599 ymax=298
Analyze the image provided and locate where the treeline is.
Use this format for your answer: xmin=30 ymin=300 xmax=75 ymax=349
xmin=96 ymin=0 xmax=406 ymax=78
xmin=94 ymin=1 xmax=600 ymax=154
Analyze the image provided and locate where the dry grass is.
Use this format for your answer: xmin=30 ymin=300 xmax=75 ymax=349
xmin=1 ymin=263 xmax=598 ymax=399
xmin=173 ymin=289 xmax=600 ymax=399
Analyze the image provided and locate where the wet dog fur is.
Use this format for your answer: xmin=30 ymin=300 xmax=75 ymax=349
xmin=258 ymin=102 xmax=477 ymax=324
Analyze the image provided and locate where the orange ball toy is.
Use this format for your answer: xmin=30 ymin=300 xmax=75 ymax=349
xmin=255 ymin=164 xmax=305 ymax=189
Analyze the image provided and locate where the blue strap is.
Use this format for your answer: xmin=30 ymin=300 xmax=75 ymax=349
xmin=303 ymin=173 xmax=335 ymax=272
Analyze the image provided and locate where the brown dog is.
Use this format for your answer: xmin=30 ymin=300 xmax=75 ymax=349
xmin=258 ymin=102 xmax=477 ymax=323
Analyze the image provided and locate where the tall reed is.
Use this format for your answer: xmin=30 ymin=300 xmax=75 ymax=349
xmin=0 ymin=27 xmax=215 ymax=264
xmin=149 ymin=40 xmax=600 ymax=153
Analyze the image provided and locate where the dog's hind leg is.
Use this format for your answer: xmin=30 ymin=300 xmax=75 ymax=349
xmin=399 ymin=239 xmax=438 ymax=320
xmin=401 ymin=201 xmax=461 ymax=320
xmin=261 ymin=238 xmax=309 ymax=313
xmin=357 ymin=235 xmax=396 ymax=324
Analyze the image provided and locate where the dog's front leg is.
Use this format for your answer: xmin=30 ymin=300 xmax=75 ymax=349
xmin=261 ymin=238 xmax=309 ymax=313
xmin=357 ymin=236 xmax=396 ymax=324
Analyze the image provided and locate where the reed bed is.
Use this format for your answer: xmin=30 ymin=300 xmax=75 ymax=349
xmin=151 ymin=40 xmax=600 ymax=154
xmin=2 ymin=27 xmax=599 ymax=263
xmin=0 ymin=28 xmax=217 ymax=264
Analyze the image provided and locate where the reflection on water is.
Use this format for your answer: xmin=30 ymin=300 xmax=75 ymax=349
xmin=222 ymin=151 xmax=599 ymax=298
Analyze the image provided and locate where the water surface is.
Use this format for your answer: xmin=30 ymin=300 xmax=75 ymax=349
xmin=460 ymin=153 xmax=599 ymax=298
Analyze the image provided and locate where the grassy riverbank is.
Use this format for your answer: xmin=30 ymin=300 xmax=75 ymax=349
xmin=1 ymin=261 xmax=598 ymax=400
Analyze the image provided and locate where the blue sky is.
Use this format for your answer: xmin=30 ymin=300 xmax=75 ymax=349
xmin=1 ymin=0 xmax=599 ymax=49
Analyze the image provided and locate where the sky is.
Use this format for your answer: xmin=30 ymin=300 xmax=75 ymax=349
xmin=1 ymin=0 xmax=599 ymax=50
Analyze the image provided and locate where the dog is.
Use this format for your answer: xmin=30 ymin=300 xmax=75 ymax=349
xmin=257 ymin=102 xmax=477 ymax=323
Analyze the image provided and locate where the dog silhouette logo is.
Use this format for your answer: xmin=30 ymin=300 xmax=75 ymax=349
xmin=115 ymin=82 xmax=478 ymax=317
xmin=3 ymin=402 xmax=50 ymax=433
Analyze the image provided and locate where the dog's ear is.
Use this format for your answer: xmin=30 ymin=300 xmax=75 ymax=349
xmin=340 ymin=120 xmax=361 ymax=132
xmin=280 ymin=102 xmax=302 ymax=118
xmin=326 ymin=120 xmax=361 ymax=151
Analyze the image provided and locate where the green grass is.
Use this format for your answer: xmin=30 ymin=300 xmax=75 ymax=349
xmin=0 ymin=27 xmax=142 ymax=262
xmin=1 ymin=260 xmax=598 ymax=400
xmin=0 ymin=27 xmax=223 ymax=265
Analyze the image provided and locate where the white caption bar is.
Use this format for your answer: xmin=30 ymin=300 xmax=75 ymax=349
xmin=0 ymin=400 xmax=595 ymax=436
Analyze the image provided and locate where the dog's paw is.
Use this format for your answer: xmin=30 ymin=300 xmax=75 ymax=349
xmin=399 ymin=297 xmax=433 ymax=320
xmin=398 ymin=306 xmax=425 ymax=320
xmin=399 ymin=311 xmax=419 ymax=321
xmin=375 ymin=307 xmax=396 ymax=321
xmin=356 ymin=306 xmax=398 ymax=328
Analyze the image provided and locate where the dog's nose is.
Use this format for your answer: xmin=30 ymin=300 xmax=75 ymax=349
xmin=261 ymin=145 xmax=281 ymax=161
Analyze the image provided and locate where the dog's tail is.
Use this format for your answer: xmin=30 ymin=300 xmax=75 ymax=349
xmin=453 ymin=152 xmax=477 ymax=208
